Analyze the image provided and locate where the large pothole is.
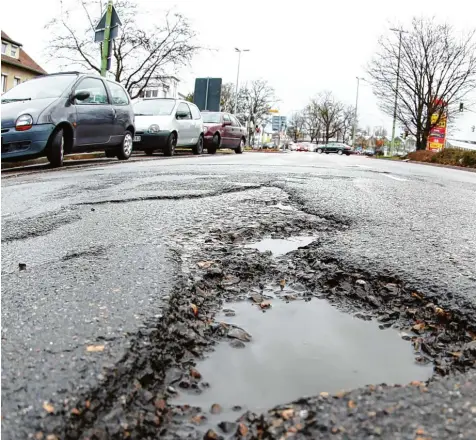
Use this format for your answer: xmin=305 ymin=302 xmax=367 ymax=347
xmin=171 ymin=296 xmax=432 ymax=430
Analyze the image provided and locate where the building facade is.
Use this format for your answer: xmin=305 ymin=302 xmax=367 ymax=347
xmin=1 ymin=31 xmax=47 ymax=93
xmin=138 ymin=76 xmax=180 ymax=99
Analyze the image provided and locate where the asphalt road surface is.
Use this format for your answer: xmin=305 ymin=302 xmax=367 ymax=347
xmin=2 ymin=152 xmax=476 ymax=438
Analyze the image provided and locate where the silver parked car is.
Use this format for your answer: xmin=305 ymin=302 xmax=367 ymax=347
xmin=133 ymin=98 xmax=204 ymax=156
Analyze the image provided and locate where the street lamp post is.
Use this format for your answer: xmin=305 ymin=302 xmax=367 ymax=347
xmin=352 ymin=76 xmax=365 ymax=149
xmin=389 ymin=28 xmax=408 ymax=156
xmin=234 ymin=48 xmax=249 ymax=114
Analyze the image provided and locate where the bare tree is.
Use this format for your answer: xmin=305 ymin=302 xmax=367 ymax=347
xmin=368 ymin=17 xmax=476 ymax=150
xmin=339 ymin=105 xmax=356 ymax=143
xmin=220 ymin=82 xmax=235 ymax=112
xmin=236 ymin=80 xmax=276 ymax=143
xmin=46 ymin=0 xmax=200 ymax=99
xmin=304 ymin=98 xmax=322 ymax=143
xmin=316 ymin=91 xmax=344 ymax=144
xmin=287 ymin=111 xmax=306 ymax=142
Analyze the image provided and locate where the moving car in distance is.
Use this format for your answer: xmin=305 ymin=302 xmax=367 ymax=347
xmin=133 ymin=98 xmax=204 ymax=156
xmin=316 ymin=142 xmax=353 ymax=156
xmin=201 ymin=111 xmax=246 ymax=154
xmin=1 ymin=72 xmax=135 ymax=167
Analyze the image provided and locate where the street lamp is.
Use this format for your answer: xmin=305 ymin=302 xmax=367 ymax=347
xmin=389 ymin=28 xmax=409 ymax=156
xmin=351 ymin=76 xmax=365 ymax=149
xmin=234 ymin=48 xmax=250 ymax=114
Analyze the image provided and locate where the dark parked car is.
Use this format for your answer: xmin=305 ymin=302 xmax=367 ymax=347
xmin=1 ymin=72 xmax=135 ymax=167
xmin=202 ymin=111 xmax=247 ymax=154
xmin=316 ymin=142 xmax=353 ymax=156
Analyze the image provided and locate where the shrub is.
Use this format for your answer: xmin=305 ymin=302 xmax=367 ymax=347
xmin=407 ymin=150 xmax=436 ymax=162
xmin=408 ymin=148 xmax=476 ymax=168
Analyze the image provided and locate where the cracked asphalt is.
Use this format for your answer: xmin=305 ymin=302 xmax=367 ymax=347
xmin=2 ymin=152 xmax=476 ymax=439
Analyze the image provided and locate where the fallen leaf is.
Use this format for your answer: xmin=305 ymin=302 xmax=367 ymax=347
xmin=190 ymin=368 xmax=201 ymax=379
xmin=190 ymin=414 xmax=206 ymax=425
xmin=43 ymin=402 xmax=54 ymax=414
xmin=34 ymin=432 xmax=44 ymax=440
xmin=411 ymin=381 xmax=423 ymax=386
xmin=197 ymin=261 xmax=213 ymax=269
xmin=190 ymin=304 xmax=198 ymax=317
xmin=46 ymin=435 xmax=58 ymax=440
xmin=367 ymin=411 xmax=377 ymax=417
xmin=348 ymin=400 xmax=357 ymax=409
xmin=210 ymin=403 xmax=222 ymax=414
xmin=155 ymin=399 xmax=166 ymax=410
xmin=449 ymin=351 xmax=462 ymax=358
xmin=85 ymin=400 xmax=91 ymax=409
xmin=280 ymin=408 xmax=294 ymax=420
xmin=86 ymin=345 xmax=105 ymax=352
xmin=259 ymin=301 xmax=271 ymax=309
xmin=237 ymin=423 xmax=248 ymax=436
xmin=320 ymin=392 xmax=329 ymax=397
xmin=412 ymin=323 xmax=426 ymax=333
xmin=416 ymin=428 xmax=426 ymax=435
xmin=71 ymin=408 xmax=81 ymax=415
xmin=412 ymin=292 xmax=424 ymax=301
xmin=279 ymin=279 xmax=286 ymax=290
xmin=335 ymin=390 xmax=348 ymax=398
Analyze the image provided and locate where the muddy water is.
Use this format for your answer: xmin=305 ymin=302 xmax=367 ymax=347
xmin=173 ymin=299 xmax=432 ymax=420
xmin=245 ymin=236 xmax=316 ymax=257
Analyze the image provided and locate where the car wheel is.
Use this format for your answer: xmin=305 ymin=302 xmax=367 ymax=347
xmin=144 ymin=148 xmax=154 ymax=156
xmin=213 ymin=133 xmax=221 ymax=148
xmin=235 ymin=137 xmax=245 ymax=154
xmin=317 ymin=148 xmax=323 ymax=154
xmin=193 ymin=134 xmax=204 ymax=155
xmin=164 ymin=133 xmax=177 ymax=157
xmin=117 ymin=131 xmax=133 ymax=160
xmin=46 ymin=128 xmax=64 ymax=168
xmin=337 ymin=150 xmax=343 ymax=155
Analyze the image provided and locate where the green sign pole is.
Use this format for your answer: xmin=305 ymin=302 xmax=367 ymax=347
xmin=100 ymin=0 xmax=113 ymax=77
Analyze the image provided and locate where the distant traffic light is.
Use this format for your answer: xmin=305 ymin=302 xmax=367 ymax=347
xmin=459 ymin=102 xmax=464 ymax=112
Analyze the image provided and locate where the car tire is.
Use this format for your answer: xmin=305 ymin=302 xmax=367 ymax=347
xmin=144 ymin=148 xmax=154 ymax=156
xmin=213 ymin=133 xmax=221 ymax=148
xmin=46 ymin=128 xmax=64 ymax=168
xmin=235 ymin=137 xmax=245 ymax=154
xmin=105 ymin=150 xmax=116 ymax=158
xmin=117 ymin=131 xmax=133 ymax=160
xmin=164 ymin=133 xmax=177 ymax=157
xmin=337 ymin=150 xmax=343 ymax=155
xmin=193 ymin=134 xmax=204 ymax=155
xmin=317 ymin=148 xmax=323 ymax=154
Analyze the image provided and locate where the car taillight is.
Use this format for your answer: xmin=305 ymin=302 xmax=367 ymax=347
xmin=15 ymin=114 xmax=33 ymax=131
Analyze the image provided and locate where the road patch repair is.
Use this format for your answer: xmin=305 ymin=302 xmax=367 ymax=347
xmin=21 ymin=190 xmax=476 ymax=439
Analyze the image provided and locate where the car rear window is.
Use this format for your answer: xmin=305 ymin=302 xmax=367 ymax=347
xmin=202 ymin=112 xmax=221 ymax=123
xmin=134 ymin=99 xmax=176 ymax=116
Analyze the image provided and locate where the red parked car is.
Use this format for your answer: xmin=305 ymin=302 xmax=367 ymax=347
xmin=202 ymin=111 xmax=247 ymax=154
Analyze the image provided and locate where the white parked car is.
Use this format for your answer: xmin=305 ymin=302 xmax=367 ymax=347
xmin=133 ymin=98 xmax=204 ymax=156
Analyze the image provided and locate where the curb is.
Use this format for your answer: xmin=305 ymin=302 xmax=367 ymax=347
xmin=370 ymin=157 xmax=476 ymax=173
xmin=1 ymin=152 xmax=105 ymax=170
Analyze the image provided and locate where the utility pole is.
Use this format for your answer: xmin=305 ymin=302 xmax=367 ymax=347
xmin=389 ymin=28 xmax=408 ymax=156
xmin=100 ymin=0 xmax=114 ymax=77
xmin=351 ymin=77 xmax=364 ymax=148
xmin=234 ymin=48 xmax=249 ymax=114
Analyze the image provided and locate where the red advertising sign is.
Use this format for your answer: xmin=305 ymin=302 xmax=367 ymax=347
xmin=427 ymin=110 xmax=447 ymax=152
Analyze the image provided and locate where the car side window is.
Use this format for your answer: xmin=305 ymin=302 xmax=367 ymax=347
xmin=189 ymin=104 xmax=201 ymax=120
xmin=230 ymin=115 xmax=240 ymax=126
xmin=75 ymin=77 xmax=108 ymax=105
xmin=223 ymin=114 xmax=231 ymax=123
xmin=107 ymin=81 xmax=129 ymax=105
xmin=177 ymin=102 xmax=192 ymax=120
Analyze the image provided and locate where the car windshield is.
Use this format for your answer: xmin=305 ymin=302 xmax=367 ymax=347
xmin=1 ymin=75 xmax=77 ymax=102
xmin=133 ymin=99 xmax=176 ymax=116
xmin=202 ymin=112 xmax=222 ymax=123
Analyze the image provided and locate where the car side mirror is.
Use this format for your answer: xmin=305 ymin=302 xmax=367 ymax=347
xmin=74 ymin=90 xmax=91 ymax=101
xmin=223 ymin=120 xmax=232 ymax=127
xmin=176 ymin=110 xmax=189 ymax=119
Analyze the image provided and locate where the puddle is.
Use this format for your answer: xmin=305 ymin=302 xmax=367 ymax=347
xmin=245 ymin=236 xmax=316 ymax=257
xmin=173 ymin=299 xmax=432 ymax=422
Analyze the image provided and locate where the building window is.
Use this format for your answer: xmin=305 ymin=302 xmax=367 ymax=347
xmin=1 ymin=42 xmax=6 ymax=54
xmin=13 ymin=77 xmax=21 ymax=87
xmin=1 ymin=74 xmax=7 ymax=93
xmin=11 ymin=45 xmax=18 ymax=57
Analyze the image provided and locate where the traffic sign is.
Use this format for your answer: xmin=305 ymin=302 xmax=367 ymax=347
xmin=94 ymin=4 xmax=122 ymax=42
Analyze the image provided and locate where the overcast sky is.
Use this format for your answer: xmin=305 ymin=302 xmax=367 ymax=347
xmin=4 ymin=0 xmax=476 ymax=134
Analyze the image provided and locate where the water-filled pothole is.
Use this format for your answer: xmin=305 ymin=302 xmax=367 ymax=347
xmin=173 ymin=299 xmax=432 ymax=422
xmin=245 ymin=236 xmax=316 ymax=257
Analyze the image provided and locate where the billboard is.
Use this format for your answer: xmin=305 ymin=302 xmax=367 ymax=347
xmin=193 ymin=78 xmax=222 ymax=112
xmin=427 ymin=112 xmax=447 ymax=152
